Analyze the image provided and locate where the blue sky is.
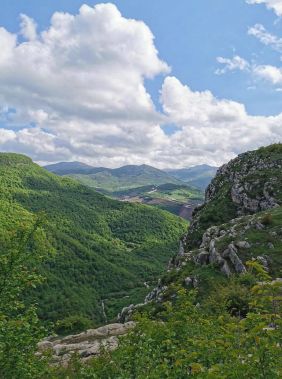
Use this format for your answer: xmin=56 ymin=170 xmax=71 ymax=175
xmin=1 ymin=0 xmax=281 ymax=115
xmin=0 ymin=0 xmax=281 ymax=167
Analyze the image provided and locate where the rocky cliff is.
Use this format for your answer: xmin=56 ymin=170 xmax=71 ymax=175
xmin=186 ymin=144 xmax=282 ymax=249
xmin=119 ymin=144 xmax=282 ymax=319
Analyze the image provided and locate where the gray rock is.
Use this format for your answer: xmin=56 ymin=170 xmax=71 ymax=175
xmin=236 ymin=241 xmax=251 ymax=249
xmin=256 ymin=222 xmax=265 ymax=230
xmin=194 ymin=251 xmax=209 ymax=265
xmin=37 ymin=340 xmax=53 ymax=352
xmin=222 ymin=243 xmax=246 ymax=274
xmin=256 ymin=256 xmax=269 ymax=271
xmin=184 ymin=277 xmax=193 ymax=287
xmin=221 ymin=260 xmax=231 ymax=277
xmin=38 ymin=322 xmax=135 ymax=365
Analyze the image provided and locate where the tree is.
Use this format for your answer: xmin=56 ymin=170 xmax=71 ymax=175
xmin=0 ymin=214 xmax=51 ymax=379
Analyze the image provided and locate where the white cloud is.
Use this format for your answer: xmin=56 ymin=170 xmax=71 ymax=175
xmin=253 ymin=64 xmax=282 ymax=83
xmin=247 ymin=0 xmax=282 ymax=16
xmin=158 ymin=76 xmax=282 ymax=167
xmin=0 ymin=3 xmax=281 ymax=169
xmin=215 ymin=56 xmax=250 ymax=75
xmin=248 ymin=24 xmax=282 ymax=52
xmin=215 ymin=54 xmax=282 ymax=86
xmin=0 ymin=129 xmax=16 ymax=144
xmin=20 ymin=14 xmax=37 ymax=41
xmin=216 ymin=23 xmax=282 ymax=86
xmin=0 ymin=3 xmax=170 ymax=166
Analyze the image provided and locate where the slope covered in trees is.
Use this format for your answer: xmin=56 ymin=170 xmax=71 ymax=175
xmin=53 ymin=144 xmax=282 ymax=378
xmin=45 ymin=162 xmax=204 ymax=220
xmin=2 ymin=146 xmax=282 ymax=378
xmin=0 ymin=153 xmax=187 ymax=329
xmin=45 ymin=163 xmax=183 ymax=192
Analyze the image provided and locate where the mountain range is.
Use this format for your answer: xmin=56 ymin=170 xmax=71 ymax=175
xmin=44 ymin=162 xmax=216 ymax=220
xmin=44 ymin=162 xmax=217 ymax=192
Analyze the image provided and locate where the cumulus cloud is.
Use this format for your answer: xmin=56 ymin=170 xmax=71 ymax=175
xmin=253 ymin=64 xmax=282 ymax=83
xmin=0 ymin=3 xmax=170 ymax=166
xmin=158 ymin=77 xmax=282 ymax=167
xmin=247 ymin=0 xmax=282 ymax=16
xmin=248 ymin=24 xmax=282 ymax=53
xmin=20 ymin=14 xmax=37 ymax=41
xmin=215 ymin=56 xmax=250 ymax=75
xmin=0 ymin=3 xmax=281 ymax=168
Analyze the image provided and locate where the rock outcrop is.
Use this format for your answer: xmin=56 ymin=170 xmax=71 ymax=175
xmin=186 ymin=146 xmax=282 ymax=249
xmin=37 ymin=322 xmax=135 ymax=366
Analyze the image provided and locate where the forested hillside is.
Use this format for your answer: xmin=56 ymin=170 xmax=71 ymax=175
xmin=1 ymin=145 xmax=282 ymax=378
xmin=0 ymin=153 xmax=187 ymax=330
xmin=51 ymin=145 xmax=282 ymax=378
xmin=45 ymin=163 xmax=182 ymax=192
xmin=45 ymin=162 xmax=204 ymax=220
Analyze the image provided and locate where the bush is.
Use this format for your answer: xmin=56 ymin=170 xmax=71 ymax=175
xmin=55 ymin=315 xmax=93 ymax=336
xmin=261 ymin=213 xmax=273 ymax=226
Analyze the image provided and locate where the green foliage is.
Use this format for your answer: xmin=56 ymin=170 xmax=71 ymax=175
xmin=0 ymin=217 xmax=50 ymax=379
xmin=187 ymin=144 xmax=282 ymax=248
xmin=55 ymin=315 xmax=93 ymax=335
xmin=54 ymin=278 xmax=282 ymax=378
xmin=246 ymin=260 xmax=272 ymax=281
xmin=66 ymin=164 xmax=182 ymax=192
xmin=0 ymin=153 xmax=187 ymax=325
xmin=188 ymin=183 xmax=238 ymax=248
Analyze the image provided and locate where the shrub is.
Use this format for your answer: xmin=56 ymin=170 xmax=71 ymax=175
xmin=55 ymin=315 xmax=93 ymax=336
xmin=261 ymin=213 xmax=273 ymax=226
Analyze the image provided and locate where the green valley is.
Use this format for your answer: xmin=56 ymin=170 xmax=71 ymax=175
xmin=0 ymin=153 xmax=187 ymax=330
xmin=166 ymin=164 xmax=218 ymax=190
xmin=1 ymin=145 xmax=282 ymax=379
xmin=45 ymin=163 xmax=182 ymax=192
xmin=49 ymin=144 xmax=282 ymax=378
xmin=113 ymin=183 xmax=203 ymax=221
xmin=45 ymin=163 xmax=205 ymax=220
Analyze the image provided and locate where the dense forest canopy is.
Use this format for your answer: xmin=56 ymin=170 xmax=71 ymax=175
xmin=0 ymin=153 xmax=187 ymax=329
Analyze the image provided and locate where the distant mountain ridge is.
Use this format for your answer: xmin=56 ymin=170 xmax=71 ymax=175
xmin=44 ymin=162 xmax=183 ymax=192
xmin=44 ymin=161 xmax=105 ymax=175
xmin=166 ymin=164 xmax=218 ymax=190
xmin=44 ymin=162 xmax=217 ymax=191
xmin=44 ymin=162 xmax=206 ymax=220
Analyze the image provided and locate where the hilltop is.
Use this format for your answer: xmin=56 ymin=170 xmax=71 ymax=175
xmin=44 ymin=161 xmax=102 ymax=175
xmin=186 ymin=144 xmax=282 ymax=249
xmin=0 ymin=153 xmax=187 ymax=330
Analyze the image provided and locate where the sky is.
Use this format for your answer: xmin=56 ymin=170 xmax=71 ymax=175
xmin=0 ymin=0 xmax=281 ymax=168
